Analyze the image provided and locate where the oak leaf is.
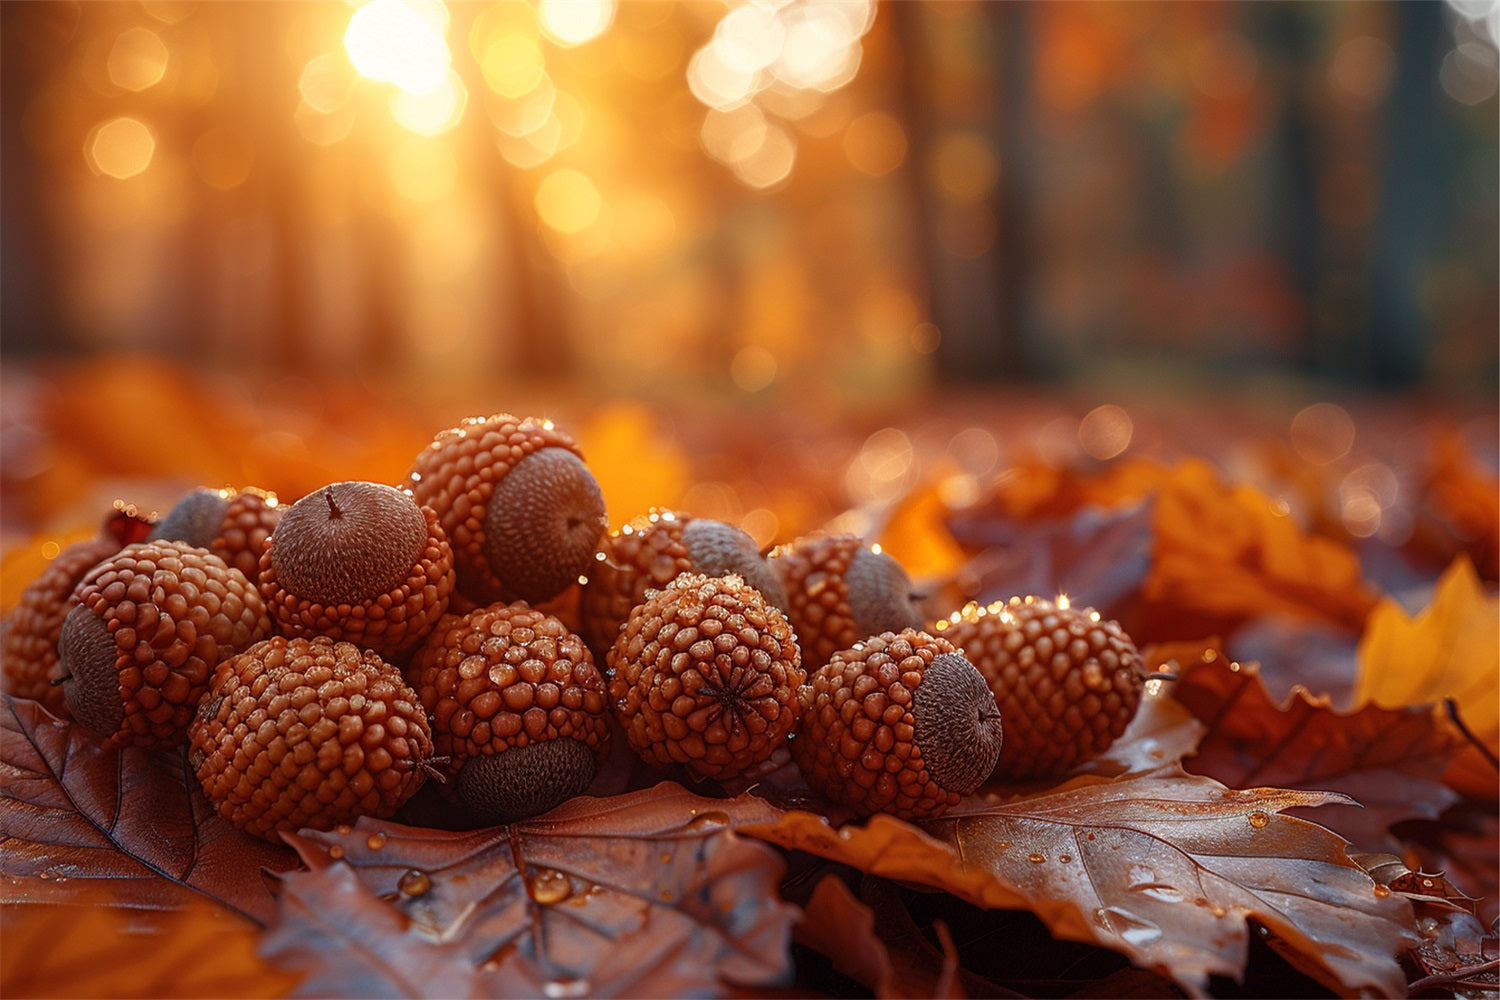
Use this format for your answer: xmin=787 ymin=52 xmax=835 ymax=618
xmin=0 ymin=695 xmax=296 ymax=925
xmin=263 ymin=784 xmax=797 ymax=998
xmin=1173 ymin=652 xmax=1466 ymax=850
xmin=1355 ymin=555 xmax=1499 ymax=800
xmin=744 ymin=770 xmax=1417 ymax=997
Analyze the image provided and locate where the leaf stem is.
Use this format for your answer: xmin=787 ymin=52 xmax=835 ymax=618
xmin=1444 ymin=698 xmax=1500 ymax=772
xmin=1406 ymin=956 xmax=1500 ymax=996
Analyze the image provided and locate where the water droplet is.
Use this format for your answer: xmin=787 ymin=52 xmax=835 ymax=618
xmin=1027 ymin=853 xmax=1046 ymax=864
xmin=336 ymin=824 xmax=353 ymax=835
xmin=1247 ymin=811 xmax=1270 ymax=829
xmin=1373 ymin=884 xmax=1391 ymax=898
xmin=328 ymin=845 xmax=346 ymax=860
xmin=995 ymin=840 xmax=1011 ymax=850
xmin=1086 ymin=833 xmax=1095 ymax=841
xmin=37 ymin=871 xmax=50 ymax=880
xmin=529 ymin=868 xmax=572 ymax=905
xmin=1418 ymin=917 xmax=1440 ymax=938
xmin=685 ymin=810 xmax=731 ymax=832
xmin=1094 ymin=906 xmax=1163 ymax=946
xmin=1059 ymin=855 xmax=1072 ymax=864
xmin=397 ymin=869 xmax=431 ymax=897
xmin=543 ymin=978 xmax=592 ymax=998
xmin=659 ymin=852 xmax=672 ymax=864
xmin=1125 ymin=863 xmax=1184 ymax=902
xmin=659 ymin=888 xmax=675 ymax=903
xmin=1210 ymin=905 xmax=1228 ymax=918
xmin=366 ymin=833 xmax=387 ymax=851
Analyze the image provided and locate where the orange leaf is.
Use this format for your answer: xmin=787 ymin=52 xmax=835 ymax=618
xmin=875 ymin=469 xmax=969 ymax=583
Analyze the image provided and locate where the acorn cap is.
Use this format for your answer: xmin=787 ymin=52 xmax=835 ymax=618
xmin=258 ymin=481 xmax=455 ymax=659
xmin=407 ymin=601 xmax=610 ymax=823
xmin=770 ymin=535 xmax=924 ymax=671
xmin=60 ymin=540 xmax=272 ymax=747
xmin=578 ymin=509 xmax=787 ymax=657
xmin=937 ymin=596 xmax=1145 ymax=780
xmin=188 ymin=635 xmax=434 ymax=842
xmin=791 ymin=629 xmax=1002 ymax=820
xmin=606 ymin=573 xmax=805 ymax=782
xmin=405 ymin=415 xmax=607 ymax=606
xmin=1 ymin=534 xmax=122 ymax=714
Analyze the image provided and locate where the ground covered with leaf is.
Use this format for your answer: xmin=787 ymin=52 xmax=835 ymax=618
xmin=2 ymin=358 xmax=1497 ymax=998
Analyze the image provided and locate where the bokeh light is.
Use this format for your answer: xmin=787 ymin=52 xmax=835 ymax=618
xmin=1290 ymin=403 xmax=1356 ymax=466
xmin=344 ymin=0 xmax=452 ymax=95
xmin=86 ymin=117 xmax=156 ymax=179
xmin=390 ymin=69 xmax=468 ymax=136
xmin=538 ymin=0 xmax=616 ymax=48
xmin=1078 ymin=404 xmax=1134 ymax=461
xmin=107 ymin=27 xmax=169 ymax=92
xmin=535 ymin=169 xmax=602 ymax=234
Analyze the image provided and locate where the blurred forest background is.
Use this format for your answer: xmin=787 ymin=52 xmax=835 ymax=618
xmin=1 ymin=0 xmax=1497 ymax=558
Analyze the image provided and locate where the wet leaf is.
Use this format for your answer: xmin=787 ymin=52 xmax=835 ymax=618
xmin=0 ymin=695 xmax=296 ymax=925
xmin=0 ymin=891 xmax=299 ymax=999
xmin=1355 ymin=556 xmax=1499 ymax=799
xmin=1173 ymin=653 xmax=1465 ymax=850
xmin=745 ymin=771 xmax=1417 ymax=997
xmin=263 ymin=784 xmax=796 ymax=998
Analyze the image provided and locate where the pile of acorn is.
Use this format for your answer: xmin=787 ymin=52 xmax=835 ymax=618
xmin=1 ymin=414 xmax=1148 ymax=842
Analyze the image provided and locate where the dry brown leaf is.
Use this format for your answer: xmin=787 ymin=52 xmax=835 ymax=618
xmin=1173 ymin=653 xmax=1466 ymax=850
xmin=263 ymin=784 xmax=796 ymax=997
xmin=1 ymin=695 xmax=296 ymax=925
xmin=745 ymin=771 xmax=1417 ymax=997
xmin=1355 ymin=555 xmax=1500 ymax=800
xmin=0 ymin=891 xmax=299 ymax=999
xmin=796 ymin=875 xmax=898 ymax=997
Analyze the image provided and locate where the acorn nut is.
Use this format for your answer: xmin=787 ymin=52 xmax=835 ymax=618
xmin=607 ymin=573 xmax=804 ymax=782
xmin=407 ymin=601 xmax=611 ymax=823
xmin=189 ymin=635 xmax=435 ymax=842
xmin=405 ymin=414 xmax=607 ymax=606
xmin=58 ymin=540 xmax=273 ymax=747
xmin=937 ymin=596 xmax=1145 ymax=780
xmin=258 ymin=481 xmax=455 ymax=660
xmin=770 ymin=535 xmax=924 ymax=672
xmin=791 ymin=629 xmax=1002 ymax=820
xmin=579 ymin=508 xmax=787 ymax=658
xmin=151 ymin=486 xmax=282 ymax=583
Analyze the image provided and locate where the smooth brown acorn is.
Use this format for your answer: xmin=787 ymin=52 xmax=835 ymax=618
xmin=769 ymin=534 xmax=925 ymax=671
xmin=578 ymin=508 xmax=788 ymax=658
xmin=404 ymin=414 xmax=608 ymax=606
xmin=791 ymin=629 xmax=1002 ymax=820
xmin=58 ymin=540 xmax=272 ymax=747
xmin=258 ymin=481 xmax=455 ymax=659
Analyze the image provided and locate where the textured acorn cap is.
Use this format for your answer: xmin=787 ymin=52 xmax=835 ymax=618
xmin=258 ymin=481 xmax=455 ymax=659
xmin=0 ymin=534 xmax=122 ymax=714
xmin=189 ymin=635 xmax=434 ymax=842
xmin=405 ymin=415 xmax=607 ymax=606
xmin=578 ymin=509 xmax=788 ymax=657
xmin=60 ymin=540 xmax=272 ymax=747
xmin=770 ymin=535 xmax=924 ymax=672
xmin=151 ymin=486 xmax=282 ymax=583
xmin=791 ymin=629 xmax=1002 ymax=820
xmin=407 ymin=601 xmax=610 ymax=822
xmin=937 ymin=596 xmax=1145 ymax=780
xmin=606 ymin=573 xmax=805 ymax=782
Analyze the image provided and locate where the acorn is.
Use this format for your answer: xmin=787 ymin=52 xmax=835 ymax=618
xmin=258 ymin=481 xmax=455 ymax=660
xmin=404 ymin=414 xmax=607 ymax=606
xmin=791 ymin=629 xmax=1002 ymax=820
xmin=189 ymin=635 xmax=435 ymax=842
xmin=407 ymin=601 xmax=611 ymax=823
xmin=150 ymin=486 xmax=282 ymax=583
xmin=58 ymin=540 xmax=272 ymax=747
xmin=936 ymin=596 xmax=1145 ymax=781
xmin=578 ymin=509 xmax=788 ymax=658
xmin=769 ymin=535 xmax=924 ymax=672
xmin=607 ymin=574 xmax=804 ymax=782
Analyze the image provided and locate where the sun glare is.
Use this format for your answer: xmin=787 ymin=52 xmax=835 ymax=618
xmin=344 ymin=0 xmax=452 ymax=95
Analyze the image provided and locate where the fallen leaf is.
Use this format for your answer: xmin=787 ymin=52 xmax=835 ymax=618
xmin=745 ymin=770 xmax=1417 ymax=997
xmin=1394 ymin=802 xmax=1500 ymax=927
xmin=0 ymin=890 xmax=299 ymax=999
xmin=0 ymin=695 xmax=297 ymax=925
xmin=1073 ymin=681 xmax=1205 ymax=780
xmin=874 ymin=469 xmax=970 ymax=583
xmin=1355 ymin=555 xmax=1500 ymax=799
xmin=1173 ymin=653 xmax=1466 ymax=850
xmin=264 ymin=784 xmax=797 ymax=998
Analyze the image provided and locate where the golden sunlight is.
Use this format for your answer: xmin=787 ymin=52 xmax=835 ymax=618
xmin=344 ymin=0 xmax=452 ymax=96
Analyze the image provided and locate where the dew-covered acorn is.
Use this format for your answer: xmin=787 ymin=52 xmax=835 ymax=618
xmin=791 ymin=629 xmax=1002 ymax=820
xmin=769 ymin=534 xmax=925 ymax=671
xmin=404 ymin=414 xmax=607 ymax=606
xmin=407 ymin=601 xmax=611 ymax=824
xmin=58 ymin=540 xmax=272 ymax=747
xmin=607 ymin=573 xmax=804 ymax=782
xmin=579 ymin=508 xmax=788 ymax=658
xmin=257 ymin=481 xmax=455 ymax=659
xmin=937 ymin=596 xmax=1145 ymax=781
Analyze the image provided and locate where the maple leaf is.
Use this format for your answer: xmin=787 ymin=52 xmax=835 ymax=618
xmin=0 ymin=890 xmax=299 ymax=999
xmin=1172 ymin=652 xmax=1466 ymax=850
xmin=1355 ymin=555 xmax=1500 ymax=800
xmin=744 ymin=770 xmax=1418 ymax=997
xmin=261 ymin=784 xmax=797 ymax=998
xmin=0 ymin=695 xmax=296 ymax=926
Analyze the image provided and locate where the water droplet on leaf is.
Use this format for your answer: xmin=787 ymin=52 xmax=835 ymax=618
xmin=1247 ymin=811 xmax=1270 ymax=829
xmin=398 ymin=869 xmax=432 ymax=897
xmin=529 ymin=868 xmax=572 ymax=905
xmin=366 ymin=833 xmax=386 ymax=851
